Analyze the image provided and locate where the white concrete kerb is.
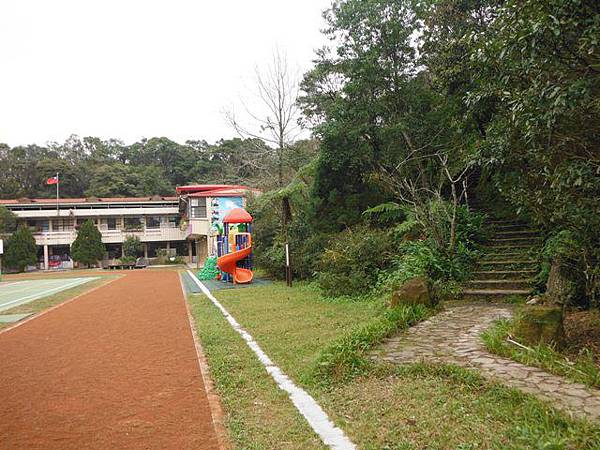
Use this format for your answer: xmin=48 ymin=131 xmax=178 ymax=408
xmin=186 ymin=271 xmax=356 ymax=450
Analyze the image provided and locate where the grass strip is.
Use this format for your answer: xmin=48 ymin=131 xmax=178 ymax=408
xmin=319 ymin=362 xmax=600 ymax=449
xmin=481 ymin=318 xmax=600 ymax=388
xmin=188 ymin=291 xmax=326 ymax=449
xmin=312 ymin=304 xmax=430 ymax=385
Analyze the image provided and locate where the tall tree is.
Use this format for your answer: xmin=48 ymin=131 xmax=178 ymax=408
xmin=227 ymin=49 xmax=301 ymax=187
xmin=4 ymin=226 xmax=37 ymax=272
xmin=71 ymin=220 xmax=105 ymax=267
xmin=0 ymin=206 xmax=17 ymax=234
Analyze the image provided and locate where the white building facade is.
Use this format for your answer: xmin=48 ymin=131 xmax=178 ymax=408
xmin=0 ymin=184 xmax=255 ymax=270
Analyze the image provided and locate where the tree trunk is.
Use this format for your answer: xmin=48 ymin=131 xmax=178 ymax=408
xmin=545 ymin=258 xmax=574 ymax=307
xmin=448 ymin=181 xmax=458 ymax=255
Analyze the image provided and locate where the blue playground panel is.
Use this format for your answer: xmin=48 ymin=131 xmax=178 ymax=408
xmin=0 ymin=277 xmax=97 ymax=313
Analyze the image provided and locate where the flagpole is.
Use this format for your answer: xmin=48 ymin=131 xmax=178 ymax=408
xmin=56 ymin=172 xmax=59 ymax=217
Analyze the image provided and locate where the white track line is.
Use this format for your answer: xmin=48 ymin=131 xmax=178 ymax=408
xmin=186 ymin=271 xmax=356 ymax=450
xmin=0 ymin=275 xmax=122 ymax=335
xmin=178 ymin=273 xmax=230 ymax=450
xmin=0 ymin=278 xmax=96 ymax=312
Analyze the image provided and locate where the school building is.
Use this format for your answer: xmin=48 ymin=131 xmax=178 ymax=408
xmin=0 ymin=184 xmax=255 ymax=270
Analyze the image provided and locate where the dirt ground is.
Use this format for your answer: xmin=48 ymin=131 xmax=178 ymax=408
xmin=565 ymin=308 xmax=600 ymax=368
xmin=0 ymin=270 xmax=220 ymax=449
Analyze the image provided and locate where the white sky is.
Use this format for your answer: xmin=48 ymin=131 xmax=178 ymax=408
xmin=0 ymin=0 xmax=330 ymax=147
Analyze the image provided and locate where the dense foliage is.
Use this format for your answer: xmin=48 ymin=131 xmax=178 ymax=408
xmin=123 ymin=235 xmax=143 ymax=258
xmin=71 ymin=220 xmax=105 ymax=267
xmin=4 ymin=226 xmax=37 ymax=272
xmin=0 ymin=137 xmax=317 ymax=199
xmin=0 ymin=206 xmax=17 ymax=234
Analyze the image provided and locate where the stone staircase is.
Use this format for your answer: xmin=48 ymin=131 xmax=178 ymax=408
xmin=463 ymin=218 xmax=541 ymax=301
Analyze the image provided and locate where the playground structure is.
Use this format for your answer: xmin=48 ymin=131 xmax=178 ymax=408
xmin=216 ymin=208 xmax=253 ymax=284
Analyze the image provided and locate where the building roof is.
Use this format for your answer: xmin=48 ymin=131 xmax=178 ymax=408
xmin=0 ymin=196 xmax=178 ymax=205
xmin=223 ymin=208 xmax=253 ymax=223
xmin=176 ymin=184 xmax=250 ymax=194
xmin=176 ymin=184 xmax=258 ymax=198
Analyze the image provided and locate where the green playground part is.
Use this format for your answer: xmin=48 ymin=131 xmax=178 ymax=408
xmin=197 ymin=256 xmax=220 ymax=280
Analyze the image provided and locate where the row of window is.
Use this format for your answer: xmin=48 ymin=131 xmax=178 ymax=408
xmin=9 ymin=202 xmax=177 ymax=211
xmin=25 ymin=216 xmax=180 ymax=232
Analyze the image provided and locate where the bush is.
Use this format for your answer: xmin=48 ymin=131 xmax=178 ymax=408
xmin=155 ymin=248 xmax=185 ymax=265
xmin=318 ymin=226 xmax=394 ymax=297
xmin=119 ymin=256 xmax=136 ymax=264
xmin=252 ymin=196 xmax=327 ymax=280
xmin=375 ymin=205 xmax=485 ymax=297
xmin=123 ymin=235 xmax=143 ymax=258
xmin=71 ymin=219 xmax=105 ymax=267
xmin=4 ymin=226 xmax=37 ymax=272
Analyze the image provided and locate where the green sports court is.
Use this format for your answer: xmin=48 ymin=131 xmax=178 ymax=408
xmin=0 ymin=277 xmax=98 ymax=313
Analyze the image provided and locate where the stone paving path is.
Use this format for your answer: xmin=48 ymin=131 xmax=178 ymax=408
xmin=371 ymin=303 xmax=600 ymax=421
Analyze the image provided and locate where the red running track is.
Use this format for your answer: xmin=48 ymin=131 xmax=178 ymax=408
xmin=0 ymin=271 xmax=220 ymax=449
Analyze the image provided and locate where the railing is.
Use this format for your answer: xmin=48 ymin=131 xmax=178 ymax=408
xmin=32 ymin=226 xmax=189 ymax=245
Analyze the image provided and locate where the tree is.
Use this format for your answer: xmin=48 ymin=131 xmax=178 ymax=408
xmin=0 ymin=206 xmax=17 ymax=234
xmin=4 ymin=226 xmax=37 ymax=272
xmin=226 ymin=49 xmax=301 ymax=188
xmin=123 ymin=235 xmax=143 ymax=258
xmin=71 ymin=220 xmax=105 ymax=267
xmin=464 ymin=0 xmax=600 ymax=305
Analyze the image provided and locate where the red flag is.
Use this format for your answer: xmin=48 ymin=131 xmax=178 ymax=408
xmin=46 ymin=176 xmax=59 ymax=185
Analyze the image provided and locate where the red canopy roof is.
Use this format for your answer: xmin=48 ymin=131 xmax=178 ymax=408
xmin=175 ymin=184 xmax=249 ymax=195
xmin=223 ymin=208 xmax=253 ymax=223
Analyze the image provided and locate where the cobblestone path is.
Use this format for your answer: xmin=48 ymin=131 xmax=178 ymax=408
xmin=371 ymin=303 xmax=600 ymax=421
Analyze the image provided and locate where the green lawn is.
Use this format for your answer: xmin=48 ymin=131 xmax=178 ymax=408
xmin=188 ymin=282 xmax=600 ymax=449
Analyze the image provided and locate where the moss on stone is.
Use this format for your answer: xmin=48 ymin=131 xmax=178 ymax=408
xmin=514 ymin=305 xmax=565 ymax=349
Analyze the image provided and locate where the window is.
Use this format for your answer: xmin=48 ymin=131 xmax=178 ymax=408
xmin=124 ymin=217 xmax=143 ymax=231
xmin=107 ymin=217 xmax=117 ymax=230
xmin=51 ymin=218 xmax=73 ymax=232
xmin=190 ymin=198 xmax=207 ymax=218
xmin=167 ymin=216 xmax=180 ymax=227
xmin=35 ymin=220 xmax=49 ymax=232
xmin=146 ymin=216 xmax=161 ymax=229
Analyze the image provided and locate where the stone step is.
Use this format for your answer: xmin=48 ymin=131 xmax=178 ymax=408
xmin=472 ymin=270 xmax=537 ymax=280
xmin=484 ymin=243 xmax=538 ymax=251
xmin=489 ymin=237 xmax=540 ymax=244
xmin=462 ymin=288 xmax=532 ymax=300
xmin=494 ymin=230 xmax=540 ymax=239
xmin=482 ymin=252 xmax=530 ymax=260
xmin=488 ymin=219 xmax=528 ymax=225
xmin=479 ymin=259 xmax=538 ymax=270
xmin=492 ymin=223 xmax=533 ymax=231
xmin=466 ymin=279 xmax=534 ymax=289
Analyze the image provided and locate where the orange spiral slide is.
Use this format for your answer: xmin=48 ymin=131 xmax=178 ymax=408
xmin=217 ymin=233 xmax=254 ymax=284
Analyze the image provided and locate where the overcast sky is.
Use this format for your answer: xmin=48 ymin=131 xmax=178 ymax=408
xmin=0 ymin=0 xmax=330 ymax=147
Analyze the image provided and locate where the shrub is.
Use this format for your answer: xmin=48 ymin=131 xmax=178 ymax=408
xmin=123 ymin=235 xmax=143 ymax=258
xmin=119 ymin=256 xmax=136 ymax=265
xmin=71 ymin=219 xmax=105 ymax=267
xmin=4 ymin=226 xmax=37 ymax=272
xmin=375 ymin=206 xmax=485 ymax=297
xmin=318 ymin=226 xmax=394 ymax=297
xmin=156 ymin=248 xmax=185 ymax=265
